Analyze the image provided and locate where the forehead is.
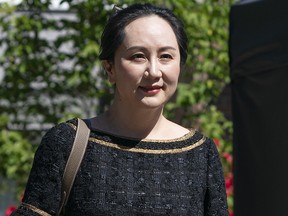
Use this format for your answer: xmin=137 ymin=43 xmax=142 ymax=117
xmin=123 ymin=15 xmax=178 ymax=46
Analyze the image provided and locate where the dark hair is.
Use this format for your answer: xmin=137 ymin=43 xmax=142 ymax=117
xmin=99 ymin=3 xmax=188 ymax=65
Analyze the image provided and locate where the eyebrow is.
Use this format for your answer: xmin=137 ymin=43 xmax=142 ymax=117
xmin=126 ymin=46 xmax=177 ymax=52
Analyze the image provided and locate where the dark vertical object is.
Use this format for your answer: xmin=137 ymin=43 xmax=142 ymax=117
xmin=230 ymin=0 xmax=288 ymax=215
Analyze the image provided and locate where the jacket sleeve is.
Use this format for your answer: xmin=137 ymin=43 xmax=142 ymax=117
xmin=204 ymin=139 xmax=229 ymax=216
xmin=11 ymin=121 xmax=76 ymax=216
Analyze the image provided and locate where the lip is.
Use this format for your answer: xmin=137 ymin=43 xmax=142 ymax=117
xmin=139 ymin=85 xmax=162 ymax=94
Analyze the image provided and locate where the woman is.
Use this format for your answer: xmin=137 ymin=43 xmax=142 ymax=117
xmin=12 ymin=3 xmax=228 ymax=216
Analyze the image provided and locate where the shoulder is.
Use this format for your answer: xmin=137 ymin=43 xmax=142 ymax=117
xmin=197 ymin=134 xmax=222 ymax=165
xmin=195 ymin=132 xmax=218 ymax=153
xmin=43 ymin=118 xmax=78 ymax=139
xmin=185 ymin=130 xmax=219 ymax=156
xmin=36 ymin=118 xmax=78 ymax=158
xmin=29 ymin=118 xmax=80 ymax=180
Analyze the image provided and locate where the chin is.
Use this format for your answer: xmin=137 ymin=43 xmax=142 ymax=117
xmin=139 ymin=98 xmax=168 ymax=109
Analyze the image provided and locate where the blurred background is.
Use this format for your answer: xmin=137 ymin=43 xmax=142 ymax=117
xmin=0 ymin=0 xmax=234 ymax=215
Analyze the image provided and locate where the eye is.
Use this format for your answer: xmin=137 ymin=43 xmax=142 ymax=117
xmin=160 ymin=53 xmax=173 ymax=61
xmin=131 ymin=53 xmax=146 ymax=62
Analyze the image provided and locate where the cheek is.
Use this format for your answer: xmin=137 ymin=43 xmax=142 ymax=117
xmin=164 ymin=65 xmax=181 ymax=84
xmin=116 ymin=62 xmax=144 ymax=81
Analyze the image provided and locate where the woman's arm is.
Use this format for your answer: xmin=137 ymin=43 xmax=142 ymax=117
xmin=11 ymin=121 xmax=76 ymax=216
xmin=204 ymin=139 xmax=229 ymax=216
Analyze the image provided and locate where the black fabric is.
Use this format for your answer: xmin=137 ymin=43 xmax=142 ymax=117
xmin=230 ymin=1 xmax=288 ymax=215
xmin=12 ymin=118 xmax=228 ymax=216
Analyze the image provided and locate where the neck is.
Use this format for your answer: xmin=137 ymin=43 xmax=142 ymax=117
xmin=103 ymin=101 xmax=166 ymax=139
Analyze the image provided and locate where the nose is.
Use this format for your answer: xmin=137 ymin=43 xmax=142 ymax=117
xmin=145 ymin=59 xmax=162 ymax=79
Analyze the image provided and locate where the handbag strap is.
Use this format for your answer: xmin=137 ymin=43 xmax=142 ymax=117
xmin=57 ymin=118 xmax=90 ymax=215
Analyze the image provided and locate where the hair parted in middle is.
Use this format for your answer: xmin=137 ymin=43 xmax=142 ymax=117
xmin=99 ymin=3 xmax=188 ymax=66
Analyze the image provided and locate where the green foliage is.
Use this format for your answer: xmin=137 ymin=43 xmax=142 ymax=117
xmin=0 ymin=130 xmax=35 ymax=193
xmin=0 ymin=0 xmax=234 ymax=211
xmin=164 ymin=0 xmax=233 ymax=120
xmin=0 ymin=115 xmax=36 ymax=196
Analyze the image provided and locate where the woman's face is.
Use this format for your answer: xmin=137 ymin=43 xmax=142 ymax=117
xmin=106 ymin=15 xmax=181 ymax=109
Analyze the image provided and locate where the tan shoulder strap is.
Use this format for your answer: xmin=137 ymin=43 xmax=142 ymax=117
xmin=57 ymin=118 xmax=90 ymax=215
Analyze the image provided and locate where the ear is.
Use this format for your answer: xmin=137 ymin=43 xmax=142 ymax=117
xmin=102 ymin=60 xmax=115 ymax=84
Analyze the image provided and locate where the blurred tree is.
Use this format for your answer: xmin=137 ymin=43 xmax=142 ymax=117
xmin=0 ymin=115 xmax=35 ymax=196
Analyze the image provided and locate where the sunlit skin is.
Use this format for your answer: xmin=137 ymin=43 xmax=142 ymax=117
xmin=92 ymin=15 xmax=189 ymax=139
xmin=109 ymin=16 xmax=180 ymax=109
